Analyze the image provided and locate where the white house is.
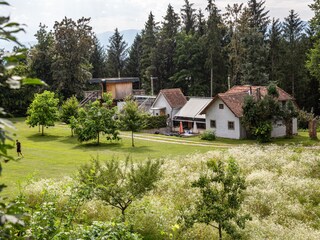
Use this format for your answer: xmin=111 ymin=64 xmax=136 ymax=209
xmin=150 ymin=88 xmax=187 ymax=118
xmin=201 ymin=86 xmax=298 ymax=139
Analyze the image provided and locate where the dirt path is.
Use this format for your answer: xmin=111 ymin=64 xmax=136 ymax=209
xmin=120 ymin=133 xmax=233 ymax=148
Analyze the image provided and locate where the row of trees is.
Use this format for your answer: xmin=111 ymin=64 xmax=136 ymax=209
xmin=1 ymin=0 xmax=320 ymax=117
xmin=26 ymin=91 xmax=147 ymax=147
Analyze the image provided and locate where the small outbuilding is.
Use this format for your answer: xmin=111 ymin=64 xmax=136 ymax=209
xmin=150 ymin=88 xmax=187 ymax=118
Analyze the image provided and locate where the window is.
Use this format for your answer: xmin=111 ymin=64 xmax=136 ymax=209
xmin=228 ymin=121 xmax=235 ymax=130
xmin=219 ymin=104 xmax=224 ymax=109
xmin=210 ymin=120 xmax=216 ymax=128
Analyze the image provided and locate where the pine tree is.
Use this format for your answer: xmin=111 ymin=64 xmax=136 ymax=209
xmin=105 ymin=28 xmax=128 ymax=78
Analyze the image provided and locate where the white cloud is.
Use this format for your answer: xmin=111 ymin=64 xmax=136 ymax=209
xmin=0 ymin=0 xmax=314 ymax=43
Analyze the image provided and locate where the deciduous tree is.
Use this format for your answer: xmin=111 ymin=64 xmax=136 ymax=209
xmin=75 ymin=96 xmax=119 ymax=144
xmin=119 ymin=99 xmax=146 ymax=147
xmin=78 ymin=157 xmax=162 ymax=222
xmin=187 ymin=157 xmax=250 ymax=240
xmin=26 ymin=90 xmax=59 ymax=135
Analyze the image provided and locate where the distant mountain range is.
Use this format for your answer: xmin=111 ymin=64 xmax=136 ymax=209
xmin=0 ymin=29 xmax=140 ymax=51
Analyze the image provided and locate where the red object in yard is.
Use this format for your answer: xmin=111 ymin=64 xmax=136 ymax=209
xmin=179 ymin=121 xmax=184 ymax=134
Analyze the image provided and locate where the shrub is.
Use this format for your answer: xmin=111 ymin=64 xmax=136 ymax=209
xmin=200 ymin=130 xmax=216 ymax=141
xmin=145 ymin=115 xmax=167 ymax=129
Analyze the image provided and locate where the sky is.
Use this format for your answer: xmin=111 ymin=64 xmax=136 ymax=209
xmin=0 ymin=0 xmax=314 ymax=43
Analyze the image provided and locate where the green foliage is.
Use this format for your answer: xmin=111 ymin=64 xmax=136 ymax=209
xmin=26 ymin=90 xmax=59 ymax=135
xmin=297 ymin=109 xmax=316 ymax=129
xmin=119 ymin=100 xmax=147 ymax=147
xmin=187 ymin=157 xmax=250 ymax=240
xmin=60 ymin=96 xmax=79 ymax=124
xmin=51 ymin=17 xmax=94 ymax=98
xmin=75 ymin=99 xmax=119 ymax=144
xmin=241 ymin=86 xmax=282 ymax=142
xmin=145 ymin=115 xmax=167 ymax=129
xmin=106 ymin=28 xmax=128 ymax=77
xmin=200 ymin=130 xmax=216 ymax=141
xmin=254 ymin=121 xmax=272 ymax=143
xmin=58 ymin=221 xmax=142 ymax=240
xmin=77 ymin=157 xmax=162 ymax=222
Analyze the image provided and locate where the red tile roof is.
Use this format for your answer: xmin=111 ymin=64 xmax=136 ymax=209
xmin=160 ymin=88 xmax=187 ymax=108
xmin=227 ymin=85 xmax=294 ymax=101
xmin=201 ymin=85 xmax=295 ymax=118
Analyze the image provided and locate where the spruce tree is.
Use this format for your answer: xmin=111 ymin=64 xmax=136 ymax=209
xmin=90 ymin=36 xmax=106 ymax=78
xmin=205 ymin=0 xmax=227 ymax=96
xmin=156 ymin=4 xmax=180 ymax=90
xmin=282 ymin=10 xmax=305 ymax=97
xmin=105 ymin=28 xmax=128 ymax=78
xmin=125 ymin=34 xmax=142 ymax=80
xmin=140 ymin=12 xmax=158 ymax=93
xmin=239 ymin=0 xmax=270 ymax=85
xmin=267 ymin=18 xmax=283 ymax=83
xmin=181 ymin=0 xmax=196 ymax=35
xmin=224 ymin=3 xmax=244 ymax=86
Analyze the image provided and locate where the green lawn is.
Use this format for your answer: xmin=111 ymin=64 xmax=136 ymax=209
xmin=2 ymin=118 xmax=215 ymax=198
xmin=2 ymin=118 xmax=319 ymax=198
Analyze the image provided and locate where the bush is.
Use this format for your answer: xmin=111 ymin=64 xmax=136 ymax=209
xmin=200 ymin=131 xmax=216 ymax=141
xmin=145 ymin=115 xmax=167 ymax=129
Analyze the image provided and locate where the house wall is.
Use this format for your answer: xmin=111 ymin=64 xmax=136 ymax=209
xmin=106 ymin=82 xmax=132 ymax=100
xmin=152 ymin=94 xmax=173 ymax=117
xmin=205 ymin=99 xmax=242 ymax=139
xmin=271 ymin=120 xmax=286 ymax=138
xmin=271 ymin=118 xmax=298 ymax=137
xmin=293 ymin=118 xmax=298 ymax=134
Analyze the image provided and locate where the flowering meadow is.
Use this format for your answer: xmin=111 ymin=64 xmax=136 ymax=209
xmin=23 ymin=145 xmax=320 ymax=239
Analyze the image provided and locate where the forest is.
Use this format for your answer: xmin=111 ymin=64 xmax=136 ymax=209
xmin=0 ymin=0 xmax=320 ymax=117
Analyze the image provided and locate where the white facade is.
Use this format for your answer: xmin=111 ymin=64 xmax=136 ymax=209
xmin=150 ymin=93 xmax=179 ymax=118
xmin=271 ymin=118 xmax=298 ymax=137
xmin=205 ymin=99 xmax=298 ymax=139
xmin=205 ymin=99 xmax=243 ymax=139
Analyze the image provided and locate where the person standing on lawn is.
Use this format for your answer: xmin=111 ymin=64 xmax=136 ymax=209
xmin=16 ymin=140 xmax=23 ymax=157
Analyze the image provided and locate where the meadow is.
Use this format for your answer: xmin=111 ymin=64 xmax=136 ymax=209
xmin=2 ymin=118 xmax=320 ymax=239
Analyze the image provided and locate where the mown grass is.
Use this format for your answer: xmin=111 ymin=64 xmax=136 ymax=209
xmin=2 ymin=118 xmax=215 ymax=198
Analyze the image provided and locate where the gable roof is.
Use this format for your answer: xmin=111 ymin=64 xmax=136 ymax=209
xmin=158 ymin=88 xmax=187 ymax=109
xmin=201 ymin=85 xmax=295 ymax=118
xmin=227 ymin=85 xmax=294 ymax=101
xmin=174 ymin=98 xmax=212 ymax=119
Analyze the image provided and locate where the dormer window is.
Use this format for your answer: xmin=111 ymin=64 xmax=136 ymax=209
xmin=219 ymin=104 xmax=224 ymax=109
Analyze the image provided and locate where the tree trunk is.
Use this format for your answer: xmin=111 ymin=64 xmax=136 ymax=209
xmin=121 ymin=208 xmax=126 ymax=222
xmin=97 ymin=132 xmax=100 ymax=144
xmin=286 ymin=119 xmax=293 ymax=138
xmin=131 ymin=131 xmax=134 ymax=147
xmin=218 ymin=224 xmax=222 ymax=240
xmin=41 ymin=125 xmax=44 ymax=136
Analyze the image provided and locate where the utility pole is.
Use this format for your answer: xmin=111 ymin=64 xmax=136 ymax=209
xmin=150 ymin=76 xmax=158 ymax=95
